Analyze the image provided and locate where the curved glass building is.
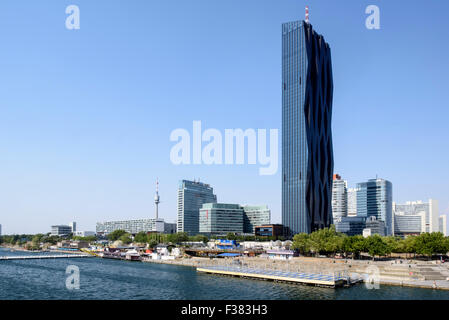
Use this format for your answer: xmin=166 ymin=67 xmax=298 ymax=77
xmin=282 ymin=20 xmax=334 ymax=235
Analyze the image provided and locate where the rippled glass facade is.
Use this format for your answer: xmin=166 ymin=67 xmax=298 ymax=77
xmin=282 ymin=21 xmax=334 ymax=235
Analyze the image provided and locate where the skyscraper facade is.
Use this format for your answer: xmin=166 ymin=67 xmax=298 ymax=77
xmin=199 ymin=203 xmax=244 ymax=235
xmin=331 ymin=174 xmax=347 ymax=222
xmin=242 ymin=205 xmax=271 ymax=234
xmin=347 ymin=188 xmax=358 ymax=217
xmin=357 ymin=178 xmax=393 ymax=235
xmin=177 ymin=180 xmax=217 ymax=235
xmin=282 ymin=20 xmax=334 ymax=235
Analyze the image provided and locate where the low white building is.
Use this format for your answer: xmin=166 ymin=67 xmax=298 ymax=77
xmin=74 ymin=231 xmax=96 ymax=237
xmin=266 ymin=250 xmax=294 ymax=260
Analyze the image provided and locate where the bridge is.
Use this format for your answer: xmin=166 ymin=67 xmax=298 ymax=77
xmin=0 ymin=254 xmax=93 ymax=260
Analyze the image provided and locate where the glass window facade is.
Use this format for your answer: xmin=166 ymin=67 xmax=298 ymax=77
xmin=282 ymin=20 xmax=334 ymax=235
xmin=199 ymin=203 xmax=244 ymax=235
xmin=357 ymin=179 xmax=393 ymax=235
xmin=177 ymin=180 xmax=217 ymax=235
xmin=332 ymin=176 xmax=348 ymax=222
xmin=242 ymin=205 xmax=271 ymax=234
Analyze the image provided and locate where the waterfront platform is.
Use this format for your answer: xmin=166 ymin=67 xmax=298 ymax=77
xmin=197 ymin=265 xmax=348 ymax=288
xmin=0 ymin=254 xmax=92 ymax=260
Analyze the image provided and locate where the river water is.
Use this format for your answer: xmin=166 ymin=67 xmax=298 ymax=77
xmin=1 ymin=248 xmax=448 ymax=300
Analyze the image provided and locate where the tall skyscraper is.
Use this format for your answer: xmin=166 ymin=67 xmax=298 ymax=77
xmin=331 ymin=174 xmax=348 ymax=222
xmin=439 ymin=215 xmax=447 ymax=236
xmin=282 ymin=18 xmax=334 ymax=235
xmin=177 ymin=180 xmax=217 ymax=235
xmin=357 ymin=178 xmax=393 ymax=235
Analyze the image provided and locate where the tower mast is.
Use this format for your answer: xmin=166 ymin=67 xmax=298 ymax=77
xmin=154 ymin=178 xmax=160 ymax=219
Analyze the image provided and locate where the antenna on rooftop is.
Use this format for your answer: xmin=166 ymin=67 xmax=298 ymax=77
xmin=305 ymin=5 xmax=310 ymax=23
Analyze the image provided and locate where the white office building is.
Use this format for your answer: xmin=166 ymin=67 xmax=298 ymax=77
xmin=347 ymin=188 xmax=358 ymax=217
xmin=96 ymin=218 xmax=175 ymax=235
xmin=332 ymin=174 xmax=348 ymax=222
xmin=393 ymin=199 xmax=439 ymax=233
xmin=439 ymin=215 xmax=447 ymax=236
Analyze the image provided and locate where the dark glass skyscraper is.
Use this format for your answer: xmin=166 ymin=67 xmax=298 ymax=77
xmin=282 ymin=20 xmax=334 ymax=235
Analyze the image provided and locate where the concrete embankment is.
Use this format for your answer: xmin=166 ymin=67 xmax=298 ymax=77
xmin=142 ymin=256 xmax=449 ymax=291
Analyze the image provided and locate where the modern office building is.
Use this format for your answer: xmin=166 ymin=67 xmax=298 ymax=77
xmin=393 ymin=213 xmax=425 ymax=237
xmin=96 ymin=218 xmax=173 ymax=235
xmin=69 ymin=221 xmax=76 ymax=233
xmin=164 ymin=222 xmax=177 ymax=234
xmin=357 ymin=178 xmax=393 ymax=235
xmin=439 ymin=215 xmax=447 ymax=236
xmin=364 ymin=216 xmax=386 ymax=237
xmin=198 ymin=203 xmax=270 ymax=236
xmin=0 ymin=224 xmax=2 ymax=236
xmin=51 ymin=225 xmax=73 ymax=236
xmin=177 ymin=180 xmax=217 ymax=235
xmin=242 ymin=205 xmax=271 ymax=234
xmin=199 ymin=203 xmax=244 ymax=235
xmin=334 ymin=216 xmax=366 ymax=236
xmin=347 ymin=188 xmax=358 ymax=217
xmin=332 ymin=174 xmax=347 ymax=222
xmin=281 ymin=19 xmax=334 ymax=235
xmin=393 ymin=200 xmax=439 ymax=233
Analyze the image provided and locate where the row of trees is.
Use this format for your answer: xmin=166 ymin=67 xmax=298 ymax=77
xmin=106 ymin=230 xmax=208 ymax=246
xmin=292 ymin=226 xmax=449 ymax=260
xmin=106 ymin=230 xmax=287 ymax=246
xmin=0 ymin=234 xmax=65 ymax=247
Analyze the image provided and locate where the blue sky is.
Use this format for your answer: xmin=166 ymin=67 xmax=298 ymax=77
xmin=0 ymin=0 xmax=448 ymax=234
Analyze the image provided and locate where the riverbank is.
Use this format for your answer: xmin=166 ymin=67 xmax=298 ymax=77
xmin=141 ymin=256 xmax=449 ymax=291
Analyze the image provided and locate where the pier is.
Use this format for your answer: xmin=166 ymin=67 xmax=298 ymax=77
xmin=0 ymin=254 xmax=92 ymax=260
xmin=197 ymin=265 xmax=348 ymax=288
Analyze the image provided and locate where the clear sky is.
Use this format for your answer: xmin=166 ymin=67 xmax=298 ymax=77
xmin=0 ymin=0 xmax=448 ymax=234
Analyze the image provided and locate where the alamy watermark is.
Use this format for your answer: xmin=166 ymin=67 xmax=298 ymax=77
xmin=170 ymin=121 xmax=278 ymax=176
xmin=65 ymin=265 xmax=80 ymax=290
xmin=366 ymin=5 xmax=380 ymax=30
xmin=66 ymin=5 xmax=80 ymax=30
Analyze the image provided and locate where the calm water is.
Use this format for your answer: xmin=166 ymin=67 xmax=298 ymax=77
xmin=1 ymin=248 xmax=449 ymax=300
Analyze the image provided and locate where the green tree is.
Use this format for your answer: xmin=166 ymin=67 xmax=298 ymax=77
xmin=134 ymin=231 xmax=149 ymax=244
xmin=148 ymin=239 xmax=158 ymax=248
xmin=292 ymin=233 xmax=311 ymax=255
xmin=108 ymin=229 xmax=127 ymax=241
xmin=119 ymin=233 xmax=132 ymax=244
xmin=226 ymin=233 xmax=237 ymax=241
xmin=415 ymin=232 xmax=449 ymax=258
xmin=365 ymin=235 xmax=391 ymax=260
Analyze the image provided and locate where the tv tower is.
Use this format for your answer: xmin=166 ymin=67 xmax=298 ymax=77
xmin=305 ymin=5 xmax=310 ymax=23
xmin=154 ymin=178 xmax=160 ymax=219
